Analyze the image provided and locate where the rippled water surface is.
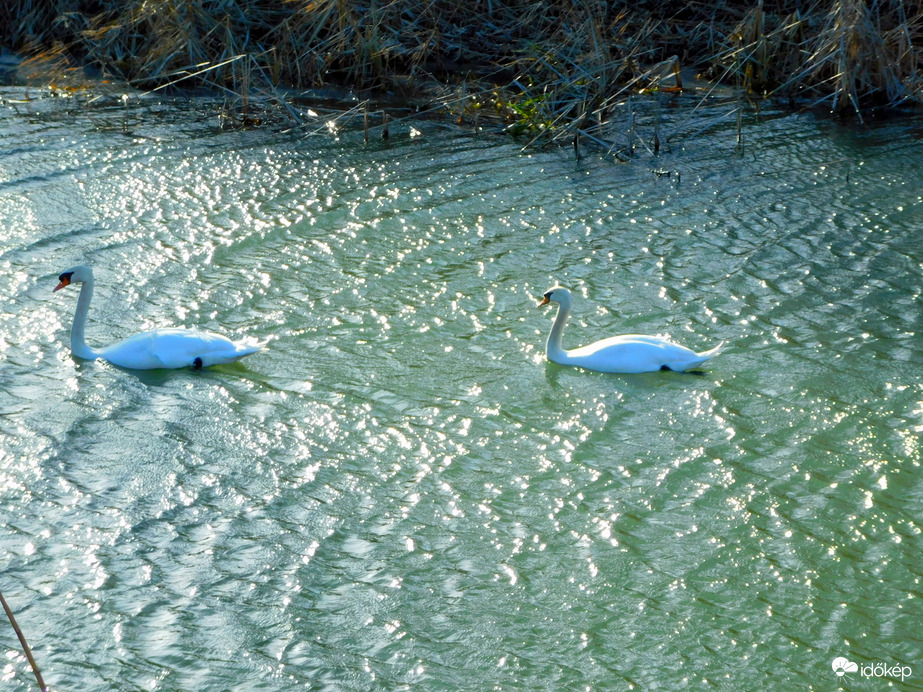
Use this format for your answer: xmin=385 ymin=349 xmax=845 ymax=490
xmin=1 ymin=90 xmax=921 ymax=690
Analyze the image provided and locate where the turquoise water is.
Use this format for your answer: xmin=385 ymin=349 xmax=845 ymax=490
xmin=0 ymin=90 xmax=921 ymax=690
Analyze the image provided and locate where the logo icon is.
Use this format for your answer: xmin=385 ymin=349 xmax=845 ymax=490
xmin=832 ymin=657 xmax=858 ymax=677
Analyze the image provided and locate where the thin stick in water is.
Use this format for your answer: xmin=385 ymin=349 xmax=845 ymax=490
xmin=653 ymin=94 xmax=661 ymax=154
xmin=627 ymin=95 xmax=634 ymax=157
xmin=735 ymin=36 xmax=744 ymax=152
xmin=0 ymin=590 xmax=47 ymax=691
xmin=364 ymin=102 xmax=369 ymax=144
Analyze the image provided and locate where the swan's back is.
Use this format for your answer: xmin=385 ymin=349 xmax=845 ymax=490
xmin=562 ymin=334 xmax=723 ymax=374
xmin=540 ymin=285 xmax=723 ymax=374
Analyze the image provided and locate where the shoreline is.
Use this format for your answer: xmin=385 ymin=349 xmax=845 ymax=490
xmin=2 ymin=0 xmax=921 ymax=146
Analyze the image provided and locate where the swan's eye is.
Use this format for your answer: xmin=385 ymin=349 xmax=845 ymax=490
xmin=543 ymin=291 xmax=553 ymax=299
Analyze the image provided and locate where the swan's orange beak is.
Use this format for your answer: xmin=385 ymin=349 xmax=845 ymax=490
xmin=538 ymin=296 xmax=550 ymax=308
xmin=53 ymin=277 xmax=70 ymax=292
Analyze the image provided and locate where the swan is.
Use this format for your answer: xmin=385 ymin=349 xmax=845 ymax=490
xmin=53 ymin=265 xmax=267 ymax=369
xmin=538 ymin=286 xmax=723 ymax=374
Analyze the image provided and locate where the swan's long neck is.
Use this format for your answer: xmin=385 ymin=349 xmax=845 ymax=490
xmin=70 ymin=279 xmax=101 ymax=360
xmin=546 ymin=302 xmax=570 ymax=363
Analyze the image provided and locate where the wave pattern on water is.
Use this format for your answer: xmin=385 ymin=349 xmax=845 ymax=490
xmin=0 ymin=95 xmax=921 ymax=690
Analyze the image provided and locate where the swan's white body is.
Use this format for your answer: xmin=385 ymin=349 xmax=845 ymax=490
xmin=539 ymin=286 xmax=722 ymax=374
xmin=54 ymin=265 xmax=266 ymax=369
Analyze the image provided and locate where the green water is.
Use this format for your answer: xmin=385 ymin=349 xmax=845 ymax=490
xmin=0 ymin=91 xmax=921 ymax=691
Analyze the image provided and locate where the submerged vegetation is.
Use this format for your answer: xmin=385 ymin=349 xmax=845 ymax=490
xmin=2 ymin=0 xmax=921 ymax=143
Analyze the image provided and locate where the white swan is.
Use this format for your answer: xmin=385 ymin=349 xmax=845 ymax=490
xmin=53 ymin=265 xmax=267 ymax=369
xmin=538 ymin=286 xmax=723 ymax=374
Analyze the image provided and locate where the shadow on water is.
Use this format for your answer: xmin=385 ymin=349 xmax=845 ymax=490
xmin=73 ymin=356 xmax=259 ymax=387
xmin=542 ymin=360 xmax=719 ymax=386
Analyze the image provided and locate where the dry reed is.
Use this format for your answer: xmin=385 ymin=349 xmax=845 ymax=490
xmin=2 ymin=1 xmax=920 ymax=139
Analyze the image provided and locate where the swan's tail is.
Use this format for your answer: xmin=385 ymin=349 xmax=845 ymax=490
xmin=205 ymin=337 xmax=269 ymax=366
xmin=675 ymin=340 xmax=724 ymax=372
xmin=696 ymin=340 xmax=724 ymax=360
xmin=233 ymin=338 xmax=269 ymax=358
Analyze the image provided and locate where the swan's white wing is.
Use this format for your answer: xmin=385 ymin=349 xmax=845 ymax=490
xmin=566 ymin=334 xmax=714 ymax=373
xmin=101 ymin=328 xmax=264 ymax=369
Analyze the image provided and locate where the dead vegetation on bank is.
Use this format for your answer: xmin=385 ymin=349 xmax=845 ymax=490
xmin=2 ymin=0 xmax=921 ymax=144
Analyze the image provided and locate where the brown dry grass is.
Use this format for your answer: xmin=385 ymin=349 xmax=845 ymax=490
xmin=2 ymin=1 xmax=921 ymax=138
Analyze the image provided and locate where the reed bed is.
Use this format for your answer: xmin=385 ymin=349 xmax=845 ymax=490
xmin=2 ymin=1 xmax=921 ymax=141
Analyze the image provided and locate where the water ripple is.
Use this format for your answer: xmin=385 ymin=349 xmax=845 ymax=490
xmin=0 ymin=98 xmax=921 ymax=690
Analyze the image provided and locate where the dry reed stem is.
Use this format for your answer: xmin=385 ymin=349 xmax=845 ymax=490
xmin=2 ymin=1 xmax=921 ymax=141
xmin=0 ymin=590 xmax=46 ymax=692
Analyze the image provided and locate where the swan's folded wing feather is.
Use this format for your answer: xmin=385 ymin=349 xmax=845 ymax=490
xmin=99 ymin=331 xmax=173 ymax=369
xmin=197 ymin=335 xmax=267 ymax=367
xmin=566 ymin=334 xmax=706 ymax=373
xmin=101 ymin=328 xmax=264 ymax=369
xmin=151 ymin=329 xmax=233 ymax=368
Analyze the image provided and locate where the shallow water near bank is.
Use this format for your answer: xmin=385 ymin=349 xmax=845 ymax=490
xmin=0 ymin=91 xmax=921 ymax=690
